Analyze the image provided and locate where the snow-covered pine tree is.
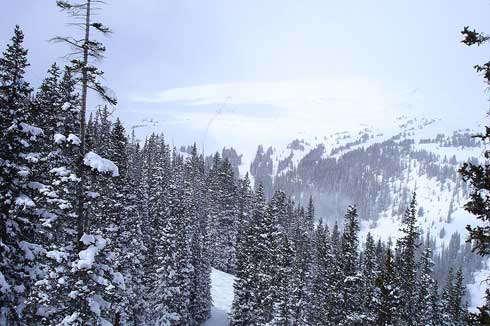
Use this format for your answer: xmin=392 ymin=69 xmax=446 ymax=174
xmin=21 ymin=62 xmax=62 ymax=323
xmin=373 ymin=247 xmax=399 ymax=326
xmin=288 ymin=204 xmax=314 ymax=325
xmin=152 ymin=174 xmax=195 ymax=325
xmin=394 ymin=192 xmax=420 ymax=326
xmin=339 ymin=205 xmax=362 ymax=326
xmin=0 ymin=25 xmax=45 ymax=324
xmin=360 ymin=232 xmax=378 ymax=324
xmin=55 ymin=0 xmax=117 ymax=251
xmin=25 ymin=63 xmax=82 ymax=324
xmin=266 ymin=191 xmax=290 ymax=324
xmin=103 ymin=118 xmax=145 ymax=324
xmin=230 ymin=176 xmax=256 ymax=326
xmin=443 ymin=268 xmax=468 ymax=326
xmin=185 ymin=144 xmax=212 ymax=325
xmin=248 ymin=184 xmax=275 ymax=324
xmin=415 ymin=248 xmax=439 ymax=326
xmin=140 ymin=134 xmax=172 ymax=322
xmin=328 ymin=220 xmax=344 ymax=323
xmin=308 ymin=220 xmax=331 ymax=325
xmin=269 ymin=229 xmax=293 ymax=326
xmin=48 ymin=1 xmax=123 ymax=323
xmin=207 ymin=154 xmax=238 ymax=273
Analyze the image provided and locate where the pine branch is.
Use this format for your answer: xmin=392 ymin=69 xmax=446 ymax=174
xmin=461 ymin=26 xmax=490 ymax=46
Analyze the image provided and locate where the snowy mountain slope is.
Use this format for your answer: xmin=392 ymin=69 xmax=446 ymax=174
xmin=258 ymin=116 xmax=481 ymax=179
xmin=205 ymin=268 xmax=235 ymax=326
xmin=248 ymin=115 xmax=483 ymax=239
xmin=245 ymin=114 xmax=490 ymax=307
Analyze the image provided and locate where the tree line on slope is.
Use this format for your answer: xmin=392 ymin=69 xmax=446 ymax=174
xmin=251 ymin=138 xmax=470 ymax=224
xmin=229 ymin=192 xmax=477 ymax=326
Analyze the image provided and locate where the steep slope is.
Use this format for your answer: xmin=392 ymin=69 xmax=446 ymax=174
xmin=249 ymin=116 xmax=482 ymax=242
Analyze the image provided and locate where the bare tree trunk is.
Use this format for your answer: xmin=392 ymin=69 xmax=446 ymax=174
xmin=77 ymin=0 xmax=91 ymax=250
xmin=114 ymin=312 xmax=121 ymax=326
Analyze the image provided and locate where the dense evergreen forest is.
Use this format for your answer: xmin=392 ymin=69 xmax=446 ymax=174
xmin=1 ymin=1 xmax=490 ymax=326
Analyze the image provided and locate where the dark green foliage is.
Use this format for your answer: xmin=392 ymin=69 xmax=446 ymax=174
xmin=373 ymin=247 xmax=399 ymax=326
xmin=395 ymin=192 xmax=420 ymax=326
xmin=0 ymin=26 xmax=40 ymax=324
xmin=460 ymin=18 xmax=490 ymax=324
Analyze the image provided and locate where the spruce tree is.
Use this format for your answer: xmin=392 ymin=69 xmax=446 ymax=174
xmin=360 ymin=232 xmax=378 ymax=323
xmin=25 ymin=64 xmax=82 ymax=324
xmin=288 ymin=206 xmax=314 ymax=325
xmin=460 ymin=19 xmax=490 ymax=323
xmin=339 ymin=205 xmax=362 ymax=326
xmin=444 ymin=268 xmax=467 ymax=326
xmin=328 ymin=220 xmax=344 ymax=323
xmin=249 ymin=185 xmax=275 ymax=324
xmin=267 ymin=191 xmax=291 ymax=325
xmin=416 ymin=248 xmax=438 ymax=326
xmin=186 ymin=144 xmax=212 ymax=325
xmin=230 ymin=177 xmax=256 ymax=326
xmin=395 ymin=192 xmax=420 ymax=326
xmin=269 ymin=231 xmax=293 ymax=326
xmin=373 ymin=247 xmax=399 ymax=326
xmin=207 ymin=155 xmax=238 ymax=273
xmin=309 ymin=221 xmax=331 ymax=325
xmin=0 ymin=25 xmax=44 ymax=324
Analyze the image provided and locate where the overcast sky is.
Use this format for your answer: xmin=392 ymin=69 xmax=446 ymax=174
xmin=2 ymin=0 xmax=490 ymax=154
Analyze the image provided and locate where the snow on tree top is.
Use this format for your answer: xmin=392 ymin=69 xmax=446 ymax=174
xmin=83 ymin=151 xmax=119 ymax=177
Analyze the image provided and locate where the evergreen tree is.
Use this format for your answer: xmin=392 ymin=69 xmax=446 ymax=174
xmin=395 ymin=192 xmax=420 ymax=326
xmin=266 ymin=191 xmax=291 ymax=325
xmin=360 ymin=232 xmax=378 ymax=324
xmin=207 ymin=155 xmax=238 ymax=273
xmin=230 ymin=177 xmax=256 ymax=326
xmin=309 ymin=221 xmax=331 ymax=325
xmin=373 ymin=247 xmax=399 ymax=326
xmin=0 ymin=25 xmax=43 ymax=324
xmin=460 ymin=19 xmax=490 ymax=323
xmin=444 ymin=268 xmax=467 ymax=326
xmin=25 ymin=64 xmax=82 ymax=324
xmin=328 ymin=220 xmax=344 ymax=323
xmin=339 ymin=205 xmax=362 ymax=326
xmin=288 ymin=205 xmax=314 ymax=325
xmin=249 ymin=185 xmax=275 ymax=324
xmin=416 ymin=248 xmax=439 ymax=326
xmin=269 ymin=231 xmax=293 ymax=326
xmin=186 ymin=144 xmax=212 ymax=325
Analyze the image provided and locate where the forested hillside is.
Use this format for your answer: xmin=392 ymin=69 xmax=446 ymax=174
xmin=1 ymin=1 xmax=490 ymax=325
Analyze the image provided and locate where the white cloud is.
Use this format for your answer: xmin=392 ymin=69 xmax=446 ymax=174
xmin=130 ymin=77 xmax=427 ymax=157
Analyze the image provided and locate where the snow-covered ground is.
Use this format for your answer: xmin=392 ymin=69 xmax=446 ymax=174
xmin=205 ymin=268 xmax=235 ymax=326
xmin=468 ymin=262 xmax=490 ymax=311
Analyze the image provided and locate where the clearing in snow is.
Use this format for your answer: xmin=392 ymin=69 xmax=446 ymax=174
xmin=205 ymin=268 xmax=235 ymax=326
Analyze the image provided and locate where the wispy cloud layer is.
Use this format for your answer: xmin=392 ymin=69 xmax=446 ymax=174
xmin=129 ymin=77 xmax=426 ymax=154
